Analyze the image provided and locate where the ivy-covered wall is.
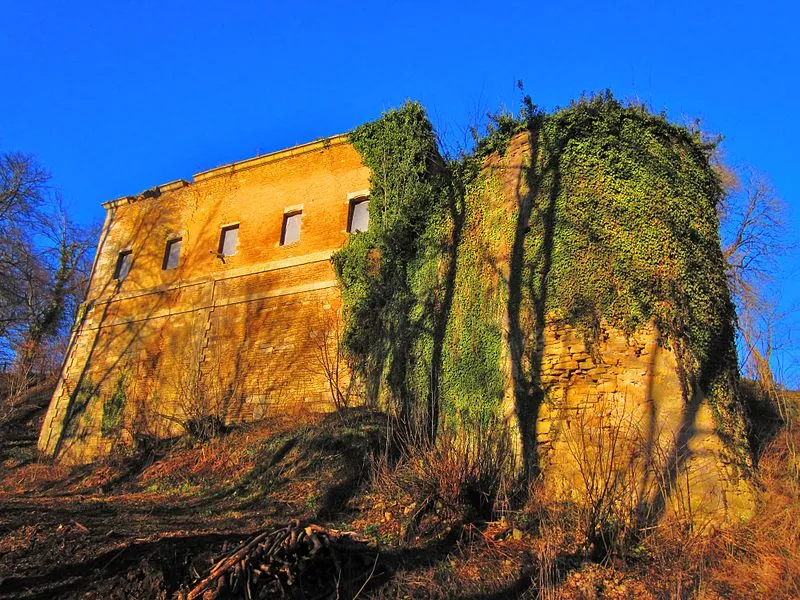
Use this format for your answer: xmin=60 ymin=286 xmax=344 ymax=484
xmin=332 ymin=102 xmax=451 ymax=435
xmin=334 ymin=95 xmax=752 ymax=487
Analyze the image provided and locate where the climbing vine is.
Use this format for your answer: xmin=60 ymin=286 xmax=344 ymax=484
xmin=101 ymin=373 xmax=127 ymax=436
xmin=518 ymin=94 xmax=745 ymax=461
xmin=332 ymin=101 xmax=449 ymax=425
xmin=335 ymin=93 xmax=748 ymax=466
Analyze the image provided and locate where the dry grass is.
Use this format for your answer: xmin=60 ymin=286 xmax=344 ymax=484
xmin=3 ymin=387 xmax=799 ymax=599
xmin=370 ymin=417 xmax=520 ymax=526
xmin=364 ymin=395 xmax=800 ymax=599
xmin=698 ymin=427 xmax=800 ymax=599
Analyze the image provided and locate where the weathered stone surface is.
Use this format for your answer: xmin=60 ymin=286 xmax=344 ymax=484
xmin=38 ymin=136 xmax=370 ymax=463
xmin=490 ymin=134 xmax=755 ymax=525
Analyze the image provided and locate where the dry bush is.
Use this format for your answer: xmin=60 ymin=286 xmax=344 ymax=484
xmin=699 ymin=426 xmax=800 ymax=599
xmin=173 ymin=366 xmax=239 ymax=441
xmin=0 ymin=364 xmax=32 ymax=424
xmin=166 ymin=334 xmax=251 ymax=442
xmin=615 ymin=422 xmax=800 ymax=599
xmin=740 ymin=377 xmax=788 ymax=459
xmin=0 ymin=345 xmax=59 ymax=426
xmin=371 ymin=416 xmax=519 ymax=526
xmin=308 ymin=309 xmax=354 ymax=411
xmin=560 ymin=403 xmax=650 ymax=560
xmin=551 ymin=394 xmax=709 ymax=564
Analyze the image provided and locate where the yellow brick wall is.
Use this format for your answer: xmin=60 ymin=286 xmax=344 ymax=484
xmin=491 ymin=134 xmax=754 ymax=524
xmin=39 ymin=137 xmax=369 ymax=462
xmin=37 ymin=131 xmax=755 ymax=525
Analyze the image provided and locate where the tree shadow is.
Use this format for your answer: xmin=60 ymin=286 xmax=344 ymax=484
xmin=0 ymin=532 xmax=246 ymax=600
xmin=426 ymin=164 xmax=467 ymax=442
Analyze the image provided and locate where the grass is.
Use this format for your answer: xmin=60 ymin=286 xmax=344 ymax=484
xmin=2 ymin=389 xmax=798 ymax=598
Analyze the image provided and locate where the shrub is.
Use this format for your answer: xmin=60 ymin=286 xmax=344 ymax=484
xmin=183 ymin=414 xmax=228 ymax=443
xmin=372 ymin=416 xmax=519 ymax=526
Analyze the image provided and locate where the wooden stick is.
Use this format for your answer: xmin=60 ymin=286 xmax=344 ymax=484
xmin=187 ymin=529 xmax=276 ymax=599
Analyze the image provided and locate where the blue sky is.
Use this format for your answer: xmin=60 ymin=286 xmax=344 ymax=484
xmin=2 ymin=0 xmax=798 ymax=380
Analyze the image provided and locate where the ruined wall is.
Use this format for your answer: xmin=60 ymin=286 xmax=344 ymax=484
xmin=444 ymin=131 xmax=755 ymax=523
xmin=326 ymin=101 xmax=754 ymax=523
xmin=533 ymin=321 xmax=755 ymax=523
xmin=39 ymin=104 xmax=756 ymax=523
xmin=38 ymin=136 xmax=370 ymax=463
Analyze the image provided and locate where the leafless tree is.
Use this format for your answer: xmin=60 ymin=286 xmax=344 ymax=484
xmin=718 ymin=165 xmax=797 ymax=483
xmin=309 ymin=309 xmax=351 ymax=411
xmin=718 ymin=165 xmax=794 ymax=390
xmin=0 ymin=151 xmax=94 ymax=416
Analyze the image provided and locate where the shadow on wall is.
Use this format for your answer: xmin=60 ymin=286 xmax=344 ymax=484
xmin=495 ymin=110 xmax=751 ymax=525
xmin=44 ymin=183 xmax=293 ymax=462
xmin=433 ymin=103 xmax=751 ymax=526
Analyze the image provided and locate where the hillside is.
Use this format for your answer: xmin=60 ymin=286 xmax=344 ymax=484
xmin=1 ymin=385 xmax=798 ymax=599
xmin=4 ymin=96 xmax=797 ymax=599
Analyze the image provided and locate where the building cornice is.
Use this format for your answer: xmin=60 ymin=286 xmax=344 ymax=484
xmin=101 ymin=133 xmax=349 ymax=210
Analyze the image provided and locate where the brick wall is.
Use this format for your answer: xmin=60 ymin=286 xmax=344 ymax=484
xmin=36 ymin=130 xmax=755 ymax=523
xmin=488 ymin=134 xmax=754 ymax=523
xmin=529 ymin=321 xmax=754 ymax=524
xmin=39 ymin=136 xmax=369 ymax=462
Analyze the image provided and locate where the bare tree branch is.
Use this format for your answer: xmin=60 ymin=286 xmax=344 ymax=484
xmin=717 ymin=164 xmax=794 ymax=388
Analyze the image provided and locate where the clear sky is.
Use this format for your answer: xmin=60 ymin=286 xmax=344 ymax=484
xmin=2 ymin=0 xmax=798 ymax=379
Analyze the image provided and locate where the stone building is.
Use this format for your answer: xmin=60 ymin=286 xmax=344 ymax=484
xmin=39 ymin=135 xmax=370 ymax=462
xmin=38 ymin=125 xmax=754 ymax=523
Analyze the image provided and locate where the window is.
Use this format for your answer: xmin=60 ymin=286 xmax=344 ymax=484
xmin=348 ymin=198 xmax=369 ymax=233
xmin=162 ymin=237 xmax=182 ymax=270
xmin=218 ymin=225 xmax=239 ymax=257
xmin=114 ymin=250 xmax=132 ymax=280
xmin=281 ymin=211 xmax=302 ymax=245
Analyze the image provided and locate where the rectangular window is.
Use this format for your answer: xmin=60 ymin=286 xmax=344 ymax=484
xmin=114 ymin=250 xmax=132 ymax=280
xmin=281 ymin=211 xmax=302 ymax=245
xmin=162 ymin=237 xmax=182 ymax=270
xmin=218 ymin=224 xmax=239 ymax=257
xmin=348 ymin=198 xmax=369 ymax=233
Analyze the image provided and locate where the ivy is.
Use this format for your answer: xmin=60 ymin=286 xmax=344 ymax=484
xmin=439 ymin=172 xmax=511 ymax=427
xmin=335 ymin=93 xmax=749 ymax=467
xmin=332 ymin=101 xmax=450 ymax=423
xmin=519 ymin=94 xmax=748 ymax=464
xmin=101 ymin=374 xmax=127 ymax=437
xmin=64 ymin=378 xmax=96 ymax=439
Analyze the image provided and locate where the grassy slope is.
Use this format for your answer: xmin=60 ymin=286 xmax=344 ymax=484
xmin=0 ymin=390 xmax=797 ymax=599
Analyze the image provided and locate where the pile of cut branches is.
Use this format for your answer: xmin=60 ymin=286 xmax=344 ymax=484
xmin=182 ymin=520 xmax=380 ymax=599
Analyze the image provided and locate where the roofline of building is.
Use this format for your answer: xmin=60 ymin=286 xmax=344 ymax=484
xmin=102 ymin=133 xmax=349 ymax=210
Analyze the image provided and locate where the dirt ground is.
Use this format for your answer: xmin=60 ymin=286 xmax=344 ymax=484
xmin=0 ymin=391 xmax=300 ymax=599
xmin=1 ymin=388 xmax=798 ymax=599
xmin=0 ymin=399 xmax=537 ymax=599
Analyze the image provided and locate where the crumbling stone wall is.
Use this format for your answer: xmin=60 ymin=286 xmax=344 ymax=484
xmin=532 ymin=321 xmax=754 ymax=523
xmin=481 ymin=133 xmax=754 ymax=523
xmin=38 ymin=121 xmax=755 ymax=525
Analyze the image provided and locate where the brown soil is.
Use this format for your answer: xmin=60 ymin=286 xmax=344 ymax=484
xmin=1 ymin=390 xmax=798 ymax=599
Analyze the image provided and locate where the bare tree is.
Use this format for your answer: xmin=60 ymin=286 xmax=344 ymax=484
xmin=309 ymin=308 xmax=352 ymax=411
xmin=0 ymin=151 xmax=94 ymax=417
xmin=0 ymin=152 xmax=49 ymax=226
xmin=718 ymin=165 xmax=793 ymax=390
xmin=717 ymin=164 xmax=797 ymax=482
xmin=0 ymin=153 xmax=47 ymax=350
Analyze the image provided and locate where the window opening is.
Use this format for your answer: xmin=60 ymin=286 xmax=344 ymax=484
xmin=281 ymin=211 xmax=302 ymax=245
xmin=218 ymin=225 xmax=239 ymax=257
xmin=162 ymin=237 xmax=182 ymax=270
xmin=114 ymin=250 xmax=132 ymax=280
xmin=348 ymin=198 xmax=369 ymax=233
